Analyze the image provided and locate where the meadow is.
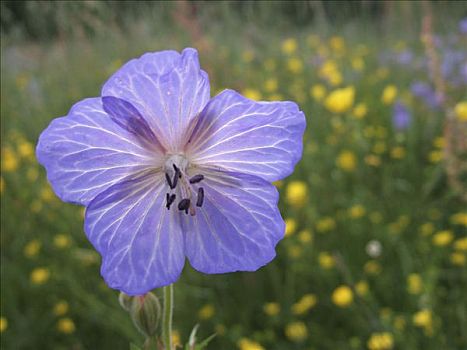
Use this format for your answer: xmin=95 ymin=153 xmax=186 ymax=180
xmin=1 ymin=2 xmax=467 ymax=349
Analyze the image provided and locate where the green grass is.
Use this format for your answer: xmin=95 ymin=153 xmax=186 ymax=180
xmin=1 ymin=2 xmax=467 ymax=349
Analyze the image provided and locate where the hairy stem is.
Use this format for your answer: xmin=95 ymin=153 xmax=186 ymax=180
xmin=162 ymin=284 xmax=174 ymax=350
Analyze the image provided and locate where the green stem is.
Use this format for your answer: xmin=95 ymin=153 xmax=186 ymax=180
xmin=162 ymin=284 xmax=174 ymax=350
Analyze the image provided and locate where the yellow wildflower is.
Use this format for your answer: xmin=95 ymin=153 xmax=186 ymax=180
xmin=450 ymin=252 xmax=465 ymax=266
xmin=454 ymin=101 xmax=467 ymax=121
xmin=0 ymin=317 xmax=7 ymax=333
xmin=24 ymin=239 xmax=41 ymax=258
xmin=337 ymin=150 xmax=357 ymax=171
xmin=319 ymin=60 xmax=342 ymax=86
xmin=288 ymin=245 xmax=302 ymax=259
xmin=1 ymin=146 xmax=18 ymax=172
xmin=329 ymin=36 xmax=345 ymax=54
xmin=281 ymin=38 xmax=297 ymax=55
xmin=381 ymin=85 xmax=398 ymax=105
xmin=419 ymin=222 xmax=434 ymax=236
xmin=198 ymin=304 xmax=215 ymax=320
xmin=433 ymin=137 xmax=445 ymax=149
xmin=286 ymin=181 xmax=308 ymax=208
xmin=285 ymin=321 xmax=308 ymax=342
xmin=285 ymin=218 xmax=297 ymax=237
xmin=390 ymin=147 xmax=405 ymax=159
xmin=242 ymin=89 xmax=262 ymax=101
xmin=54 ymin=234 xmax=71 ymax=249
xmin=372 ymin=142 xmax=386 ymax=154
xmin=292 ymin=294 xmax=317 ymax=315
xmin=263 ymin=302 xmax=280 ymax=316
xmin=365 ymin=154 xmax=381 ymax=167
xmin=172 ymin=330 xmax=182 ymax=346
xmin=450 ymin=213 xmax=467 ymax=227
xmin=242 ymin=50 xmax=254 ymax=63
xmin=429 ymin=150 xmax=443 ymax=163
xmin=351 ymin=56 xmax=365 ymax=71
xmin=332 ymin=285 xmax=353 ymax=307
xmin=30 ymin=267 xmax=50 ymax=285
xmin=40 ymin=186 xmax=56 ymax=203
xmin=316 ymin=217 xmax=336 ymax=233
xmin=238 ymin=338 xmax=265 ymax=350
xmin=352 ymin=103 xmax=367 ymax=119
xmin=298 ymin=229 xmax=313 ymax=244
xmin=18 ymin=140 xmax=34 ymax=160
xmin=264 ymin=78 xmax=278 ymax=93
xmin=367 ymin=332 xmax=394 ymax=350
xmin=310 ymin=84 xmax=326 ymax=101
xmin=394 ymin=316 xmax=406 ymax=330
xmin=407 ymin=274 xmax=423 ymax=295
xmin=364 ymin=260 xmax=382 ymax=275
xmin=349 ymin=205 xmax=366 ymax=218
xmin=318 ymin=252 xmax=335 ymax=269
xmin=287 ymin=57 xmax=303 ymax=74
xmin=57 ymin=318 xmax=75 ymax=334
xmin=53 ymin=301 xmax=69 ymax=316
xmin=26 ymin=167 xmax=39 ymax=182
xmin=0 ymin=177 xmax=4 ymax=194
xmin=413 ymin=309 xmax=433 ymax=335
xmin=355 ymin=280 xmax=369 ymax=296
xmin=454 ymin=237 xmax=467 ymax=251
xmin=324 ymin=86 xmax=355 ymax=114
xmin=432 ymin=230 xmax=454 ymax=246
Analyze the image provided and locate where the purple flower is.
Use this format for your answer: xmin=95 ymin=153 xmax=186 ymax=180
xmin=392 ymin=101 xmax=411 ymax=130
xmin=396 ymin=50 xmax=413 ymax=65
xmin=459 ymin=18 xmax=467 ymax=34
xmin=36 ymin=48 xmax=306 ymax=295
xmin=410 ymin=81 xmax=442 ymax=109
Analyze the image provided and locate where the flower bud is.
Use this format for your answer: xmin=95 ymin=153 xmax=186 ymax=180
xmin=118 ymin=292 xmax=133 ymax=311
xmin=129 ymin=292 xmax=161 ymax=337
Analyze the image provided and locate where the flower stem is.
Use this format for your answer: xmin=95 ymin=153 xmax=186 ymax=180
xmin=162 ymin=284 xmax=174 ymax=350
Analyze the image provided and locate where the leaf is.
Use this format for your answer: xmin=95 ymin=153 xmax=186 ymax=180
xmin=195 ymin=333 xmax=217 ymax=350
xmin=130 ymin=343 xmax=142 ymax=350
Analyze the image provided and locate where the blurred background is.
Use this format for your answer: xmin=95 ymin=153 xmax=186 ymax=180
xmin=1 ymin=1 xmax=467 ymax=349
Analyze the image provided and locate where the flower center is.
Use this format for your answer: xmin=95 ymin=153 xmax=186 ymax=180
xmin=164 ymin=154 xmax=205 ymax=215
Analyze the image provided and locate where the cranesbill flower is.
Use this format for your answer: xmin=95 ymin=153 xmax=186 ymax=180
xmin=36 ymin=48 xmax=306 ymax=295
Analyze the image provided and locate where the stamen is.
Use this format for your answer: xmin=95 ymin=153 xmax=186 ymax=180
xmin=196 ymin=187 xmax=204 ymax=207
xmin=173 ymin=164 xmax=182 ymax=178
xmin=178 ymin=198 xmax=190 ymax=214
xmin=166 ymin=193 xmax=176 ymax=210
xmin=189 ymin=174 xmax=204 ymax=184
xmin=172 ymin=170 xmax=179 ymax=189
xmin=165 ymin=173 xmax=174 ymax=189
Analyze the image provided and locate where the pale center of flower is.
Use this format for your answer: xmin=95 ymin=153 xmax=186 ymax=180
xmin=164 ymin=154 xmax=205 ymax=215
xmin=165 ymin=154 xmax=189 ymax=178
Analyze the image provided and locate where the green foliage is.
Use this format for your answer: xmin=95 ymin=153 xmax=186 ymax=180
xmin=1 ymin=2 xmax=467 ymax=350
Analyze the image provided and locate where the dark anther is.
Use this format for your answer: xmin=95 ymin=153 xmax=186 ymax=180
xmin=189 ymin=174 xmax=204 ymax=184
xmin=172 ymin=171 xmax=179 ymax=189
xmin=172 ymin=164 xmax=182 ymax=178
xmin=166 ymin=193 xmax=176 ymax=210
xmin=165 ymin=173 xmax=174 ymax=189
xmin=178 ymin=198 xmax=190 ymax=214
xmin=196 ymin=187 xmax=204 ymax=207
